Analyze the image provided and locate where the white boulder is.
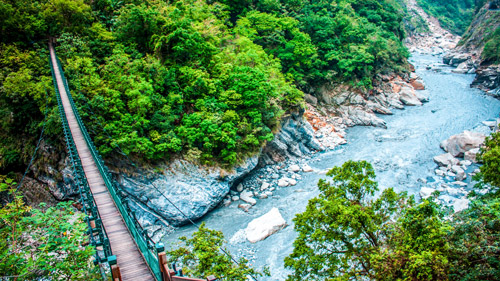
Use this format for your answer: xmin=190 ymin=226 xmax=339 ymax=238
xmin=260 ymin=182 xmax=270 ymax=191
xmin=288 ymin=165 xmax=301 ymax=172
xmin=420 ymin=187 xmax=435 ymax=199
xmin=245 ymin=208 xmax=287 ymax=243
xmin=453 ymin=198 xmax=470 ymax=212
xmin=302 ymin=164 xmax=313 ymax=172
xmin=240 ymin=190 xmax=257 ymax=205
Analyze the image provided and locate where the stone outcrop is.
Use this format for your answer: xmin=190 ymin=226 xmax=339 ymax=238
xmin=471 ymin=65 xmax=500 ymax=95
xmin=259 ymin=110 xmax=323 ymax=165
xmin=443 ymin=4 xmax=500 ymax=96
xmin=119 ymin=157 xmax=259 ymax=226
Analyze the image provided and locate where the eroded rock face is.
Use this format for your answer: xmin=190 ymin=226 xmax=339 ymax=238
xmin=119 ymin=157 xmax=258 ymax=226
xmin=472 ymin=65 xmax=500 ymax=95
xmin=260 ymin=111 xmax=323 ymax=165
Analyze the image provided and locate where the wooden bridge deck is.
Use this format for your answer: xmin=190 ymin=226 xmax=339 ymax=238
xmin=49 ymin=43 xmax=155 ymax=281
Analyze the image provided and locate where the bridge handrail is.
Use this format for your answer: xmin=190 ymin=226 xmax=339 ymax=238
xmin=54 ymin=56 xmax=162 ymax=280
xmin=49 ymin=56 xmax=112 ymax=262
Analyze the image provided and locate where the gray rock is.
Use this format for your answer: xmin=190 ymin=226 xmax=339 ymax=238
xmin=399 ymin=87 xmax=423 ymax=106
xmin=434 ymin=153 xmax=459 ymax=167
xmin=464 ymin=148 xmax=480 ymax=163
xmin=260 ymin=182 xmax=270 ymax=191
xmin=420 ymin=187 xmax=435 ymax=199
xmin=304 ymin=94 xmax=318 ymax=105
xmin=453 ymin=198 xmax=469 ymax=212
xmin=240 ymin=190 xmax=257 ymax=205
xmin=236 ymin=183 xmax=244 ymax=192
xmin=119 ymin=157 xmax=258 ymax=226
xmin=440 ymin=131 xmax=485 ymax=157
xmin=288 ymin=164 xmax=301 ymax=172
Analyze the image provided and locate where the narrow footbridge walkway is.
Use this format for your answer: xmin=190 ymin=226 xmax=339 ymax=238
xmin=49 ymin=41 xmax=155 ymax=281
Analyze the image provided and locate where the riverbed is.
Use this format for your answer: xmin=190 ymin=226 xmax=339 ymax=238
xmin=161 ymin=53 xmax=500 ymax=280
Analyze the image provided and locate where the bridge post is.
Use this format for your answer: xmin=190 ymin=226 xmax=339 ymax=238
xmin=108 ymin=255 xmax=122 ymax=281
xmin=156 ymin=243 xmax=175 ymax=281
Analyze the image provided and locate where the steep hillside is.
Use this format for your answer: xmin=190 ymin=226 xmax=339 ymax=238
xmin=0 ymin=0 xmax=412 ymax=205
xmin=416 ymin=0 xmax=479 ymax=35
xmin=444 ymin=3 xmax=500 ymax=94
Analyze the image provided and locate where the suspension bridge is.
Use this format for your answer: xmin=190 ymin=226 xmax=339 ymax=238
xmin=48 ymin=39 xmax=217 ymax=281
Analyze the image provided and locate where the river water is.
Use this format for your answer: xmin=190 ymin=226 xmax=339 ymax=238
xmin=162 ymin=54 xmax=500 ymax=280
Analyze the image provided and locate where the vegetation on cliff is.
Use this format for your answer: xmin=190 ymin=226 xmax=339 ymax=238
xmin=457 ymin=2 xmax=500 ymax=64
xmin=0 ymin=178 xmax=100 ymax=280
xmin=0 ymin=0 xmax=409 ymax=171
xmin=416 ymin=0 xmax=482 ymax=35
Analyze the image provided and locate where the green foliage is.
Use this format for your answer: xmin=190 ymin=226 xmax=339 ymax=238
xmin=0 ymin=0 xmax=410 ymax=170
xmin=447 ymin=198 xmax=500 ymax=281
xmin=167 ymin=222 xmax=268 ymax=280
xmin=0 ymin=177 xmax=100 ymax=280
xmin=482 ymin=27 xmax=500 ymax=64
xmin=416 ymin=0 xmax=479 ymax=35
xmin=372 ymin=199 xmax=450 ymax=281
xmin=477 ymin=132 xmax=500 ymax=194
xmin=285 ymin=161 xmax=409 ymax=280
xmin=285 ymin=161 xmax=451 ymax=280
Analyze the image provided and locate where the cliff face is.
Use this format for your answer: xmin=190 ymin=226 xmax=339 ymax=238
xmin=444 ymin=4 xmax=500 ymax=95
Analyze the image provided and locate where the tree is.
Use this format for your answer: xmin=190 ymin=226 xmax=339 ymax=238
xmin=477 ymin=132 xmax=500 ymax=195
xmin=447 ymin=198 xmax=500 ymax=281
xmin=285 ymin=160 xmax=451 ymax=280
xmin=167 ymin=222 xmax=268 ymax=280
xmin=0 ymin=177 xmax=100 ymax=280
xmin=284 ymin=160 xmax=407 ymax=280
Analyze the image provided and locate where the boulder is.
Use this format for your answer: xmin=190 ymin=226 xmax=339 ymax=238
xmin=260 ymin=182 xmax=270 ymax=191
xmin=278 ymin=178 xmax=290 ymax=187
xmin=245 ymin=208 xmax=287 ymax=243
xmin=240 ymin=190 xmax=257 ymax=205
xmin=304 ymin=94 xmax=318 ymax=105
xmin=433 ymin=153 xmax=459 ymax=167
xmin=420 ymin=187 xmax=435 ymax=199
xmin=301 ymin=164 xmax=313 ymax=172
xmin=238 ymin=203 xmax=252 ymax=212
xmin=411 ymin=79 xmax=425 ymax=90
xmin=464 ymin=148 xmax=480 ymax=163
xmin=399 ymin=87 xmax=422 ymax=106
xmin=288 ymin=164 xmax=301 ymax=172
xmin=440 ymin=131 xmax=485 ymax=157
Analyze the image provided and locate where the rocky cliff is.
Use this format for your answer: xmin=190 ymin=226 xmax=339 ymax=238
xmin=443 ymin=4 xmax=500 ymax=95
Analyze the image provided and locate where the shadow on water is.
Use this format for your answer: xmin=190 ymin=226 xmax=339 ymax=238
xmin=162 ymin=54 xmax=500 ymax=280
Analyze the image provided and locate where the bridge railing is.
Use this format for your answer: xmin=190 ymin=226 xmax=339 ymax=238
xmin=53 ymin=55 xmax=162 ymax=280
xmin=49 ymin=55 xmax=112 ymax=263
